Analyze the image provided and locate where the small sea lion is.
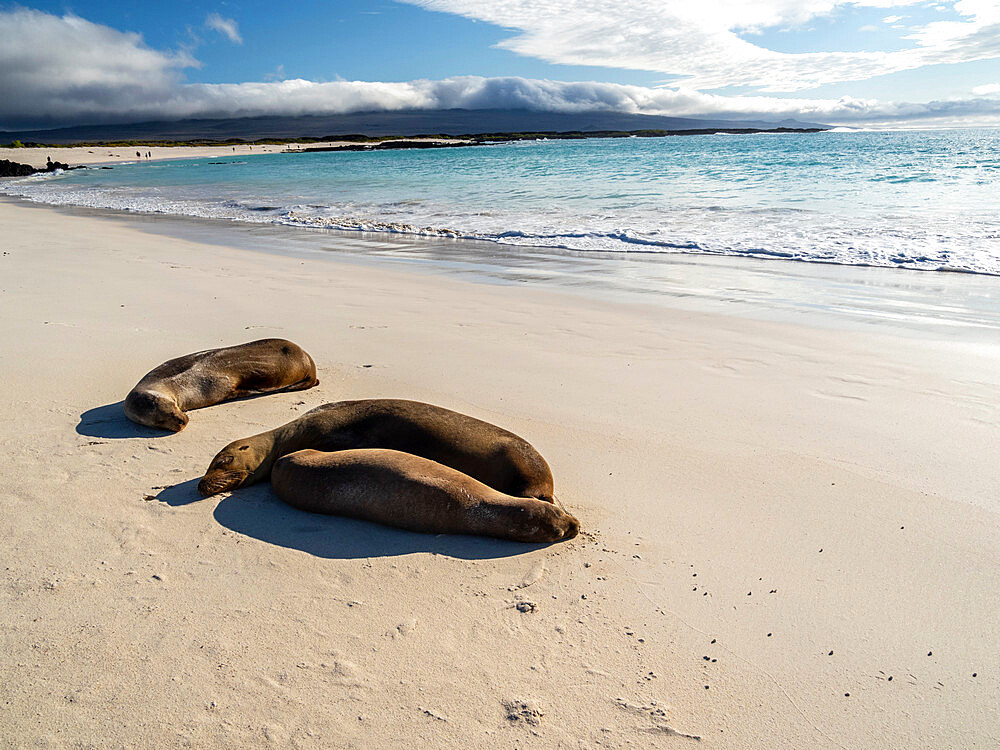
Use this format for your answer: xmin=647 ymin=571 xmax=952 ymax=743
xmin=197 ymin=399 xmax=557 ymax=504
xmin=271 ymin=448 xmax=579 ymax=543
xmin=124 ymin=338 xmax=318 ymax=432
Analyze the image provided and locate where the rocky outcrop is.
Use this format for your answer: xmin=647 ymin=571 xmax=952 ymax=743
xmin=0 ymin=158 xmax=77 ymax=177
xmin=0 ymin=159 xmax=37 ymax=177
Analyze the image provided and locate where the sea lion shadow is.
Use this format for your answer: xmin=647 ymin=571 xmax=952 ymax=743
xmin=212 ymin=485 xmax=550 ymax=561
xmin=155 ymin=478 xmax=205 ymax=507
xmin=77 ymin=401 xmax=172 ymax=439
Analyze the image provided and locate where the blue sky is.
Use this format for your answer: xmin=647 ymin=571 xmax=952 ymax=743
xmin=13 ymin=0 xmax=676 ymax=85
xmin=3 ymin=1 xmax=1000 ymax=129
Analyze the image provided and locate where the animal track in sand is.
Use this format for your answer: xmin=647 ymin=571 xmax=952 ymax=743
xmin=512 ymin=560 xmax=546 ymax=590
xmin=613 ymin=698 xmax=701 ymax=741
xmin=391 ymin=618 xmax=418 ymax=638
xmin=261 ymin=723 xmax=289 ymax=744
xmin=324 ymin=653 xmax=366 ymax=688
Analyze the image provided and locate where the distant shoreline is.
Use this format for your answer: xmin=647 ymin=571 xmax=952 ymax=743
xmin=5 ymin=126 xmax=826 ymax=150
xmin=292 ymin=127 xmax=827 ymax=152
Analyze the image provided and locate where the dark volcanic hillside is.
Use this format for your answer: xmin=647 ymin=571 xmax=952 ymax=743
xmin=0 ymin=109 xmax=828 ymax=144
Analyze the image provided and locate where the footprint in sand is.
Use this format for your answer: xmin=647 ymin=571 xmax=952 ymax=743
xmin=512 ymin=560 xmax=546 ymax=591
xmin=391 ymin=618 xmax=418 ymax=638
xmin=326 ymin=652 xmax=366 ymax=688
xmin=261 ymin=724 xmax=289 ymax=745
xmin=613 ymin=698 xmax=701 ymax=741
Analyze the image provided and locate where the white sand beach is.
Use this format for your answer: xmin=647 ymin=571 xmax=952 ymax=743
xmin=1 ymin=197 xmax=998 ymax=748
xmin=0 ymin=139 xmax=470 ymax=169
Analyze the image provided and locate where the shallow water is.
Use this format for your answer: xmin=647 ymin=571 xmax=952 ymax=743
xmin=3 ymin=129 xmax=1000 ymax=275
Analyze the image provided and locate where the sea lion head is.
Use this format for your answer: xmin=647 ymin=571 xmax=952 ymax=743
xmin=197 ymin=438 xmax=269 ymax=496
xmin=516 ymin=502 xmax=581 ymax=543
xmin=545 ymin=506 xmax=581 ymax=542
xmin=124 ymin=390 xmax=189 ymax=432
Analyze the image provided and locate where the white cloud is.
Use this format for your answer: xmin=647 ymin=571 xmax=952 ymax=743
xmin=883 ymin=14 xmax=904 ymax=22
xmin=972 ymin=82 xmax=1000 ymax=94
xmin=205 ymin=13 xmax=242 ymax=44
xmin=0 ymin=9 xmax=195 ymax=128
xmin=2 ymin=9 xmax=1000 ymax=130
xmin=401 ymin=0 xmax=1000 ymax=92
xmin=264 ymin=64 xmax=287 ymax=82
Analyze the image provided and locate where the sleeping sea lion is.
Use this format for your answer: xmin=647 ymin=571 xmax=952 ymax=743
xmin=271 ymin=448 xmax=579 ymax=543
xmin=197 ymin=399 xmax=557 ymax=504
xmin=124 ymin=338 xmax=318 ymax=432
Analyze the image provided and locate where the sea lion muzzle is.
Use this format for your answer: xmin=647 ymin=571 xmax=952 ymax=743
xmin=197 ymin=470 xmax=249 ymax=496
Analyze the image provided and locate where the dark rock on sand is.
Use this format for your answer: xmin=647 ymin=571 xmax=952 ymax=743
xmin=0 ymin=158 xmax=76 ymax=177
xmin=0 ymin=159 xmax=36 ymax=177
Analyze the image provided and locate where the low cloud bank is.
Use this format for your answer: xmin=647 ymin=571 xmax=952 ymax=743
xmin=2 ymin=9 xmax=1000 ymax=130
xmin=404 ymin=0 xmax=1000 ymax=93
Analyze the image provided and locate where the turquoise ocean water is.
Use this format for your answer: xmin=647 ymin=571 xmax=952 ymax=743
xmin=4 ymin=129 xmax=1000 ymax=275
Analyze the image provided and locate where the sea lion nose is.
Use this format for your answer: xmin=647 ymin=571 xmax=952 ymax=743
xmin=197 ymin=470 xmax=246 ymax=496
xmin=562 ymin=514 xmax=581 ymax=540
xmin=197 ymin=475 xmax=228 ymax=496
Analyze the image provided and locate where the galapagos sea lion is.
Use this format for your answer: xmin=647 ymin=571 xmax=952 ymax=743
xmin=124 ymin=338 xmax=318 ymax=432
xmin=271 ymin=448 xmax=579 ymax=543
xmin=197 ymin=399 xmax=557 ymax=504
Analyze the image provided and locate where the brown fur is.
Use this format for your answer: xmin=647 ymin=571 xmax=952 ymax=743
xmin=271 ymin=449 xmax=579 ymax=543
xmin=198 ymin=399 xmax=557 ymax=505
xmin=124 ymin=338 xmax=318 ymax=432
